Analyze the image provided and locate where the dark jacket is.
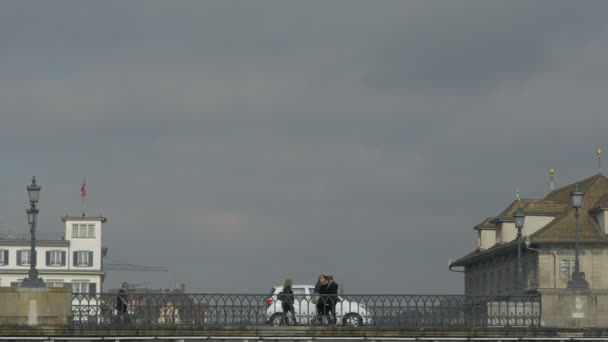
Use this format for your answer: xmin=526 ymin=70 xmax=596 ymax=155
xmin=327 ymin=281 xmax=339 ymax=307
xmin=116 ymin=288 xmax=128 ymax=313
xmin=278 ymin=287 xmax=295 ymax=309
xmin=316 ymin=283 xmax=332 ymax=311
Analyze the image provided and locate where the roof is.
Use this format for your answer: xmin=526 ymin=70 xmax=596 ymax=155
xmin=0 ymin=239 xmax=69 ymax=246
xmin=493 ymin=199 xmax=567 ymax=222
xmin=61 ymin=216 xmax=107 ymax=223
xmin=452 ymin=174 xmax=608 ymax=267
xmin=531 ymin=174 xmax=608 ymax=242
xmin=591 ymin=193 xmax=608 ymax=211
xmin=474 ymin=217 xmax=496 ymax=230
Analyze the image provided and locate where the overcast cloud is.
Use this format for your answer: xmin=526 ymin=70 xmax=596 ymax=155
xmin=2 ymin=1 xmax=608 ymax=293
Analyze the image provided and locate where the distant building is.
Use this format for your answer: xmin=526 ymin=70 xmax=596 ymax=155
xmin=0 ymin=216 xmax=106 ymax=293
xmin=450 ymin=174 xmax=608 ymax=295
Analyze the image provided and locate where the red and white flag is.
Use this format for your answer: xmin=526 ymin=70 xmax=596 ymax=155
xmin=81 ymin=179 xmax=87 ymax=198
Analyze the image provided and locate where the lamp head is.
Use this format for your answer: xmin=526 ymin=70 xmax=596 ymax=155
xmin=27 ymin=177 xmax=41 ymax=204
xmin=570 ymin=183 xmax=583 ymax=209
xmin=514 ymin=208 xmax=525 ymax=229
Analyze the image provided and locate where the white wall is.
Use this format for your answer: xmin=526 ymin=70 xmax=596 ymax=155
xmin=478 ymin=229 xmax=496 ymax=250
xmin=596 ymin=211 xmax=607 ymax=234
xmin=65 ymin=219 xmax=103 ymax=270
xmin=523 ymin=216 xmax=555 ymax=237
xmin=497 ymin=216 xmax=555 ymax=244
xmin=501 ymin=222 xmax=516 ymax=242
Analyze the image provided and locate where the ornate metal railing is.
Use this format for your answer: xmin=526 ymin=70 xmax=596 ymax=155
xmin=72 ymin=293 xmax=541 ymax=328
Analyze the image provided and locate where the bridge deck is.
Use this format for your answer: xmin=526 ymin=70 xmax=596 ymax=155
xmin=0 ymin=326 xmax=606 ymax=340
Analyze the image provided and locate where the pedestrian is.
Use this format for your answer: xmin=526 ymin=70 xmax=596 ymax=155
xmin=277 ymin=278 xmax=296 ymax=325
xmin=116 ymin=282 xmax=129 ymax=323
xmin=314 ymin=275 xmax=322 ymax=294
xmin=315 ymin=275 xmax=332 ymax=324
xmin=327 ymin=275 xmax=339 ymax=324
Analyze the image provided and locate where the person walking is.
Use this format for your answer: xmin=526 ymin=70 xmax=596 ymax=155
xmin=278 ymin=278 xmax=297 ymax=325
xmin=315 ymin=275 xmax=331 ymax=324
xmin=327 ymin=275 xmax=339 ymax=324
xmin=116 ymin=282 xmax=129 ymax=323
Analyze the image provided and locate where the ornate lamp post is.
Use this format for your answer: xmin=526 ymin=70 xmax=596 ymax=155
xmin=21 ymin=177 xmax=45 ymax=287
xmin=567 ymin=184 xmax=589 ymax=289
xmin=513 ymin=208 xmax=525 ymax=293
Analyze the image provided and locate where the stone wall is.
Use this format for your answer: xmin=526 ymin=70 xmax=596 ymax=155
xmin=0 ymin=287 xmax=71 ymax=326
xmin=539 ymin=289 xmax=608 ymax=328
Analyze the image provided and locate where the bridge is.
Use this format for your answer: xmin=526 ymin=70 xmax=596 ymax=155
xmin=2 ymin=292 xmax=608 ymax=341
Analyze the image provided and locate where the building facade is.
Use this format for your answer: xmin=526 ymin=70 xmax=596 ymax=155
xmin=0 ymin=216 xmax=106 ymax=293
xmin=451 ymin=174 xmax=608 ymax=295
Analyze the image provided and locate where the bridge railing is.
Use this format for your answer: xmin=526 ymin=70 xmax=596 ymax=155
xmin=71 ymin=293 xmax=541 ymax=328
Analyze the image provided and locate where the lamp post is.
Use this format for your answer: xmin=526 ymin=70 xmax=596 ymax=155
xmin=513 ymin=208 xmax=525 ymax=293
xmin=568 ymin=184 xmax=589 ymax=289
xmin=21 ymin=177 xmax=45 ymax=287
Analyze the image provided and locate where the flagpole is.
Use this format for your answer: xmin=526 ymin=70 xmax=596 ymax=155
xmin=81 ymin=178 xmax=86 ymax=217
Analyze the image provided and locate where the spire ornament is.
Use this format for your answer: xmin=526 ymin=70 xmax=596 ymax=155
xmin=598 ymin=148 xmax=603 ymax=175
xmin=550 ymin=168 xmax=555 ymax=192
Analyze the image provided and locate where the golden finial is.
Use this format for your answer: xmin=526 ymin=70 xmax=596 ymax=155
xmin=550 ymin=168 xmax=555 ymax=176
xmin=599 ymin=148 xmax=603 ymax=157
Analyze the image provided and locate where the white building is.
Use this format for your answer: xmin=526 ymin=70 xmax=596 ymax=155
xmin=0 ymin=215 xmax=106 ymax=293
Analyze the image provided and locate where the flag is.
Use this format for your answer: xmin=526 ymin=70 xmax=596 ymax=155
xmin=81 ymin=179 xmax=87 ymax=198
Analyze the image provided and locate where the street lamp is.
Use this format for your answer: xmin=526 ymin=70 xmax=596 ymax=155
xmin=513 ymin=208 xmax=525 ymax=293
xmin=21 ymin=176 xmax=45 ymax=287
xmin=568 ymin=184 xmax=589 ymax=289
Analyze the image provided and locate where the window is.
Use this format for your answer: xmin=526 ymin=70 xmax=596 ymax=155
xmin=18 ymin=250 xmax=31 ymax=266
xmin=46 ymin=280 xmax=64 ymax=288
xmin=46 ymin=251 xmax=65 ymax=267
xmin=72 ymin=281 xmax=96 ymax=294
xmin=0 ymin=250 xmax=8 ymax=266
xmin=72 ymin=281 xmax=89 ymax=293
xmin=74 ymin=251 xmax=93 ymax=267
xmin=561 ymin=259 xmax=576 ymax=279
xmin=72 ymin=224 xmax=96 ymax=238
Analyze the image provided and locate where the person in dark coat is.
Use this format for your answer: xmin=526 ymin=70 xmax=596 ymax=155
xmin=115 ymin=282 xmax=129 ymax=323
xmin=278 ymin=278 xmax=296 ymax=325
xmin=314 ymin=276 xmax=322 ymax=294
xmin=327 ymin=275 xmax=339 ymax=324
xmin=315 ymin=275 xmax=332 ymax=324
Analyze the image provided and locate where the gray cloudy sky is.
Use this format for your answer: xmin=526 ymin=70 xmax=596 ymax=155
xmin=2 ymin=1 xmax=608 ymax=293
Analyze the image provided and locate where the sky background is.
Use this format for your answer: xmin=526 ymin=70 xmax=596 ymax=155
xmin=2 ymin=1 xmax=608 ymax=293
